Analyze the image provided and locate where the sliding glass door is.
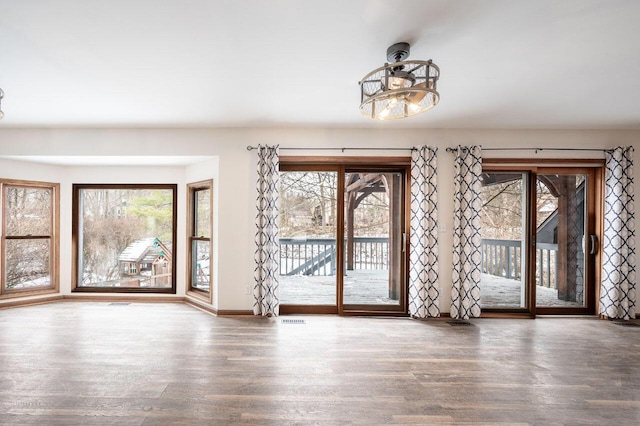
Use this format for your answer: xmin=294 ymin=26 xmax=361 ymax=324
xmin=481 ymin=164 xmax=600 ymax=315
xmin=279 ymin=162 xmax=409 ymax=315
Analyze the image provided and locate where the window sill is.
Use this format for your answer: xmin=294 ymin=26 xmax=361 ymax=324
xmin=186 ymin=288 xmax=212 ymax=304
xmin=72 ymin=287 xmax=176 ymax=294
xmin=1 ymin=287 xmax=59 ymax=300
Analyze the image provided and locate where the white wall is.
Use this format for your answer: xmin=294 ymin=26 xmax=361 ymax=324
xmin=0 ymin=128 xmax=638 ymax=312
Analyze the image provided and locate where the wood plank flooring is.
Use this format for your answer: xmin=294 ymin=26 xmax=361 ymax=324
xmin=1 ymin=302 xmax=640 ymax=425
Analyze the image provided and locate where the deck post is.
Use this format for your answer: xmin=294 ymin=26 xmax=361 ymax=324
xmin=346 ymin=191 xmax=355 ymax=271
xmin=555 ymin=175 xmax=578 ymax=301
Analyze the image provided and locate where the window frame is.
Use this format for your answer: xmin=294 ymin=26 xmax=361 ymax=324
xmin=71 ymin=183 xmax=178 ymax=294
xmin=186 ymin=180 xmax=213 ymax=302
xmin=0 ymin=179 xmax=60 ymax=299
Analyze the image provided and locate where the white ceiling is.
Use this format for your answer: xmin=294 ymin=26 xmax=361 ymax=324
xmin=1 ymin=0 xmax=639 ymax=129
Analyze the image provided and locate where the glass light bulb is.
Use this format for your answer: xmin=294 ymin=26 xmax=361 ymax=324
xmin=0 ymin=109 xmax=4 ymax=120
xmin=387 ymin=75 xmax=412 ymax=90
xmin=378 ymin=107 xmax=390 ymax=119
xmin=408 ymin=102 xmax=422 ymax=113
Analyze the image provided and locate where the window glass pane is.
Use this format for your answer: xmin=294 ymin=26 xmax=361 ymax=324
xmin=480 ymin=172 xmax=527 ymax=309
xmin=343 ymin=171 xmax=402 ymax=306
xmin=5 ymin=187 xmax=52 ymax=236
xmin=191 ymin=240 xmax=210 ymax=291
xmin=195 ymin=189 xmax=211 ymax=238
xmin=78 ymin=188 xmax=174 ymax=288
xmin=5 ymin=239 xmax=51 ymax=289
xmin=279 ymin=171 xmax=337 ymax=305
xmin=535 ymin=174 xmax=587 ymax=308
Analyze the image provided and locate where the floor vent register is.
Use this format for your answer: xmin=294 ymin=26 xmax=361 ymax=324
xmin=281 ymin=319 xmax=306 ymax=324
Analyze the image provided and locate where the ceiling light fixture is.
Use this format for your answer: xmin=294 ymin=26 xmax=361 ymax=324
xmin=359 ymin=42 xmax=439 ymax=120
xmin=0 ymin=88 xmax=4 ymax=120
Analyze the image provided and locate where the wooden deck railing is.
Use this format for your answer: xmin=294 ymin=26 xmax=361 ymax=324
xmin=280 ymin=238 xmax=337 ymax=276
xmin=281 ymin=237 xmax=559 ymax=287
xmin=350 ymin=237 xmax=389 ymax=270
xmin=481 ymin=238 xmax=522 ymax=280
xmin=535 ymin=242 xmax=558 ymax=288
xmin=280 ymin=237 xmax=389 ymax=276
xmin=481 ymin=238 xmax=558 ymax=288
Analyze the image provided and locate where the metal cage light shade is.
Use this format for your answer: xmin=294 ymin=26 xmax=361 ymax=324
xmin=359 ymin=43 xmax=440 ymax=120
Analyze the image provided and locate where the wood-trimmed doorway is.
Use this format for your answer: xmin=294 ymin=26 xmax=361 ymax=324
xmin=481 ymin=160 xmax=604 ymax=316
xmin=279 ymin=157 xmax=410 ymax=316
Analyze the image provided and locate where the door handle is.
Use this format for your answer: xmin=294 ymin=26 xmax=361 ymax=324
xmin=589 ymin=234 xmax=598 ymax=255
xmin=402 ymin=232 xmax=406 ymax=253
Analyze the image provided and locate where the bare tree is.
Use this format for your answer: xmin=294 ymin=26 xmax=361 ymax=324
xmin=280 ymin=172 xmax=338 ymax=238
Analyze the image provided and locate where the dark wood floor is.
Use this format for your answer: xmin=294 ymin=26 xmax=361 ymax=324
xmin=1 ymin=302 xmax=639 ymax=425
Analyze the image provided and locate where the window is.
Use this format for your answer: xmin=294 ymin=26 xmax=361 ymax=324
xmin=187 ymin=180 xmax=212 ymax=300
xmin=1 ymin=180 xmax=59 ymax=297
xmin=72 ymin=184 xmax=177 ymax=293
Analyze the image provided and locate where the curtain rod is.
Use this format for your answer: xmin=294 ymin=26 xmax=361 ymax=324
xmin=246 ymin=146 xmax=415 ymax=152
xmin=445 ymin=147 xmax=612 ymax=153
xmin=247 ymin=145 xmax=612 ymax=153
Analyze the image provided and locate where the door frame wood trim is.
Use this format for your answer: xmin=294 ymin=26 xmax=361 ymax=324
xmin=481 ymin=161 xmax=604 ymax=316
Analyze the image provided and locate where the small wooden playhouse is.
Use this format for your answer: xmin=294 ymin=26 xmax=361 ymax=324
xmin=118 ymin=237 xmax=172 ymax=287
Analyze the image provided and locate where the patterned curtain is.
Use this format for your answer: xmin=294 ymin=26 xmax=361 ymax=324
xmin=254 ymin=145 xmax=280 ymax=316
xmin=450 ymin=145 xmax=483 ymax=319
xmin=600 ymin=146 xmax=636 ymax=320
xmin=409 ymin=146 xmax=440 ymax=318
